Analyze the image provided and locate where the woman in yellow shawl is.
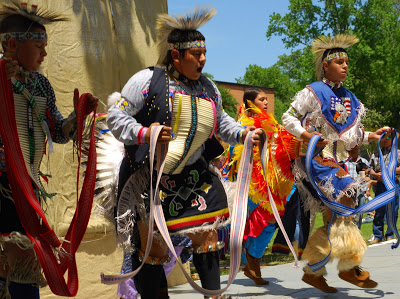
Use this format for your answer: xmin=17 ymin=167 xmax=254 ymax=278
xmin=223 ymin=88 xmax=300 ymax=285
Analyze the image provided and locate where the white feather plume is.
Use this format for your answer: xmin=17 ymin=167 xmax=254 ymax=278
xmin=107 ymin=92 xmax=121 ymax=109
xmin=0 ymin=1 xmax=68 ymax=25
xmin=156 ymin=7 xmax=216 ymax=64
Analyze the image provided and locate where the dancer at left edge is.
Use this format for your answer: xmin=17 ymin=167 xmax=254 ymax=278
xmin=0 ymin=2 xmax=98 ymax=298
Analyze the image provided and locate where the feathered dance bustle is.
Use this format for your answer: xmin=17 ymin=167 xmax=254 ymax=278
xmin=80 ymin=115 xmax=124 ymax=222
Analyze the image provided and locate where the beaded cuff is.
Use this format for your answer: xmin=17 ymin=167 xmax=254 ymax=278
xmin=138 ymin=127 xmax=147 ymax=145
xmin=238 ymin=129 xmax=245 ymax=144
xmin=363 ymin=131 xmax=370 ymax=144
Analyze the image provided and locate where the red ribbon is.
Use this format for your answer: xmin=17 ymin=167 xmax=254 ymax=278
xmin=0 ymin=60 xmax=96 ymax=296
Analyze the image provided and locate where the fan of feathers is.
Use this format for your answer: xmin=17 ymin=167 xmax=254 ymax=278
xmin=80 ymin=115 xmax=124 ymax=222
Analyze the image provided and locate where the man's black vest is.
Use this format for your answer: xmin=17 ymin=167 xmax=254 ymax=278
xmin=125 ymin=66 xmax=224 ymax=173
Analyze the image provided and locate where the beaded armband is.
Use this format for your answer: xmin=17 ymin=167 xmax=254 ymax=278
xmin=287 ymin=106 xmax=302 ymax=119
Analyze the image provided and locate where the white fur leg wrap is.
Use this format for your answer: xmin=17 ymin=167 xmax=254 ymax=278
xmin=330 ymin=218 xmax=367 ymax=262
xmin=302 ymin=218 xmax=367 ymax=273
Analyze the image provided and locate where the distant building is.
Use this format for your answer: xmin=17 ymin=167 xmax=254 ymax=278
xmin=215 ymin=80 xmax=275 ymax=116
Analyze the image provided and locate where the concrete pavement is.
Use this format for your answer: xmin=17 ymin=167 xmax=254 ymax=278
xmin=168 ymin=240 xmax=400 ymax=298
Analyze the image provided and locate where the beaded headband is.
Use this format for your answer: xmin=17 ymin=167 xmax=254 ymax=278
xmin=168 ymin=40 xmax=206 ymax=50
xmin=0 ymin=31 xmax=47 ymax=42
xmin=323 ymin=51 xmax=348 ymax=62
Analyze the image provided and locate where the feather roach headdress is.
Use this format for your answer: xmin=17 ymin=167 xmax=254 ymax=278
xmin=312 ymin=34 xmax=359 ymax=80
xmin=0 ymin=1 xmax=68 ymax=25
xmin=156 ymin=7 xmax=216 ymax=64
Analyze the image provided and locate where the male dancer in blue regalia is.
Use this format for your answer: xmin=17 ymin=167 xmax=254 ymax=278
xmin=282 ymin=34 xmax=391 ymax=293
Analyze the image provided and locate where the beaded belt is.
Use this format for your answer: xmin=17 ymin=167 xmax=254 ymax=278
xmin=0 ymin=61 xmax=97 ymax=297
xmin=137 ymin=250 xmax=171 ymax=265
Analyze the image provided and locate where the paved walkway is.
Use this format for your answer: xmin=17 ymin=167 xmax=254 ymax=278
xmin=169 ymin=240 xmax=400 ymax=298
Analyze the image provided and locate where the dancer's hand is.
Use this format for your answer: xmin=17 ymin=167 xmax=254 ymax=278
xmin=368 ymin=126 xmax=393 ymax=142
xmin=145 ymin=123 xmax=172 ymax=144
xmin=242 ymin=126 xmax=264 ymax=145
xmin=300 ymin=131 xmax=329 ymax=148
xmin=370 ymin=169 xmax=383 ymax=182
xmin=73 ymin=88 xmax=99 ymax=116
xmin=4 ymin=58 xmax=18 ymax=79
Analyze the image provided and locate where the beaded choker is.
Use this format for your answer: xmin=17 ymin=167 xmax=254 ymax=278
xmin=167 ymin=64 xmax=190 ymax=84
xmin=16 ymin=67 xmax=31 ymax=82
xmin=323 ymin=77 xmax=343 ymax=89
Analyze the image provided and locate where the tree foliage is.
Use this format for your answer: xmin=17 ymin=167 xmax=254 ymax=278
xmin=236 ymin=0 xmax=399 ymax=129
xmin=274 ymin=98 xmax=292 ymax=123
xmin=275 ymin=47 xmax=316 ymax=87
xmin=350 ymin=0 xmax=400 ymax=129
xmin=217 ymin=84 xmax=239 ymax=119
xmin=266 ymin=0 xmax=323 ymax=48
xmin=266 ymin=0 xmax=361 ymax=48
xmin=237 ymin=64 xmax=301 ymax=100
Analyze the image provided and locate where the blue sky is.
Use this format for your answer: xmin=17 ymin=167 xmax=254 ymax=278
xmin=168 ymin=0 xmax=291 ymax=83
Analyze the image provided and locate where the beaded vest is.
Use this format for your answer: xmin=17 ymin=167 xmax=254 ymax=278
xmin=307 ymin=81 xmax=360 ymax=162
xmin=124 ymin=66 xmax=223 ymax=174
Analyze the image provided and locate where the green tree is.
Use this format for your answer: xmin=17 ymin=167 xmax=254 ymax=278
xmin=350 ymin=0 xmax=400 ymax=129
xmin=362 ymin=108 xmax=393 ymax=132
xmin=266 ymin=0 xmax=360 ymax=48
xmin=275 ymin=47 xmax=316 ymax=87
xmin=237 ymin=65 xmax=300 ymax=100
xmin=274 ymin=98 xmax=291 ymax=123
